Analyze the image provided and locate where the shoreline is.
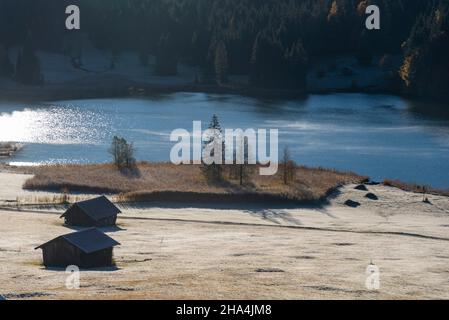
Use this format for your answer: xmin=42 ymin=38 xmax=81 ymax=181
xmin=0 ymin=73 xmax=399 ymax=103
xmin=1 ymin=162 xmax=366 ymax=206
xmin=22 ymin=163 xmax=367 ymax=204
xmin=3 ymin=72 xmax=443 ymax=120
xmin=1 ymin=162 xmax=448 ymax=208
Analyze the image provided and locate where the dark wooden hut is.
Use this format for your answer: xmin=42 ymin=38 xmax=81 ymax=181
xmin=61 ymin=196 xmax=121 ymax=227
xmin=35 ymin=228 xmax=120 ymax=268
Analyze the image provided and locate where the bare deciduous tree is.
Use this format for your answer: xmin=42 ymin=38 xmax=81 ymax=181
xmin=109 ymin=136 xmax=136 ymax=170
xmin=281 ymin=146 xmax=296 ymax=185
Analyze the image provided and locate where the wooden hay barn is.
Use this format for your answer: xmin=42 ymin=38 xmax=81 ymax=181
xmin=61 ymin=196 xmax=121 ymax=227
xmin=35 ymin=228 xmax=120 ymax=268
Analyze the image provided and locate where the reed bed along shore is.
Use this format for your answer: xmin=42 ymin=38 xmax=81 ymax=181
xmin=20 ymin=162 xmax=367 ymax=203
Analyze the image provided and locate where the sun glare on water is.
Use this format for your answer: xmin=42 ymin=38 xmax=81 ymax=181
xmin=0 ymin=105 xmax=111 ymax=144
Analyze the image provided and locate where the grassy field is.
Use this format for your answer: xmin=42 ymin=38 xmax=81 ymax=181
xmin=2 ymin=183 xmax=449 ymax=299
xmin=21 ymin=162 xmax=367 ymax=203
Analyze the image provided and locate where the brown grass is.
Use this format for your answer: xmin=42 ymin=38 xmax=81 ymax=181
xmin=22 ymin=162 xmax=367 ymax=203
xmin=383 ymin=179 xmax=449 ymax=197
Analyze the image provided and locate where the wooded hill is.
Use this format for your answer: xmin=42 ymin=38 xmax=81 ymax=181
xmin=0 ymin=0 xmax=448 ymax=100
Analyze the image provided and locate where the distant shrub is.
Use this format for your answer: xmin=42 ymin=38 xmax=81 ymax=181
xmin=108 ymin=136 xmax=136 ymax=170
xmin=281 ymin=147 xmax=296 ymax=185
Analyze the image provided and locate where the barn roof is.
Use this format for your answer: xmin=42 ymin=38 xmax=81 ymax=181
xmin=35 ymin=228 xmax=120 ymax=254
xmin=60 ymin=196 xmax=121 ymax=221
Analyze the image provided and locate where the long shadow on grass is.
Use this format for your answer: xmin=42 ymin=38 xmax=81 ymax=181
xmin=244 ymin=208 xmax=302 ymax=225
xmin=118 ymin=200 xmax=340 ymax=226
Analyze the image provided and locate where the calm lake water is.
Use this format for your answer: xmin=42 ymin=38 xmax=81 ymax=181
xmin=1 ymin=92 xmax=449 ymax=188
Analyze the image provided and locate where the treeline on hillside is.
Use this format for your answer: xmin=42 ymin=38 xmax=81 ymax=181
xmin=399 ymin=0 xmax=449 ymax=100
xmin=0 ymin=0 xmax=447 ymax=100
